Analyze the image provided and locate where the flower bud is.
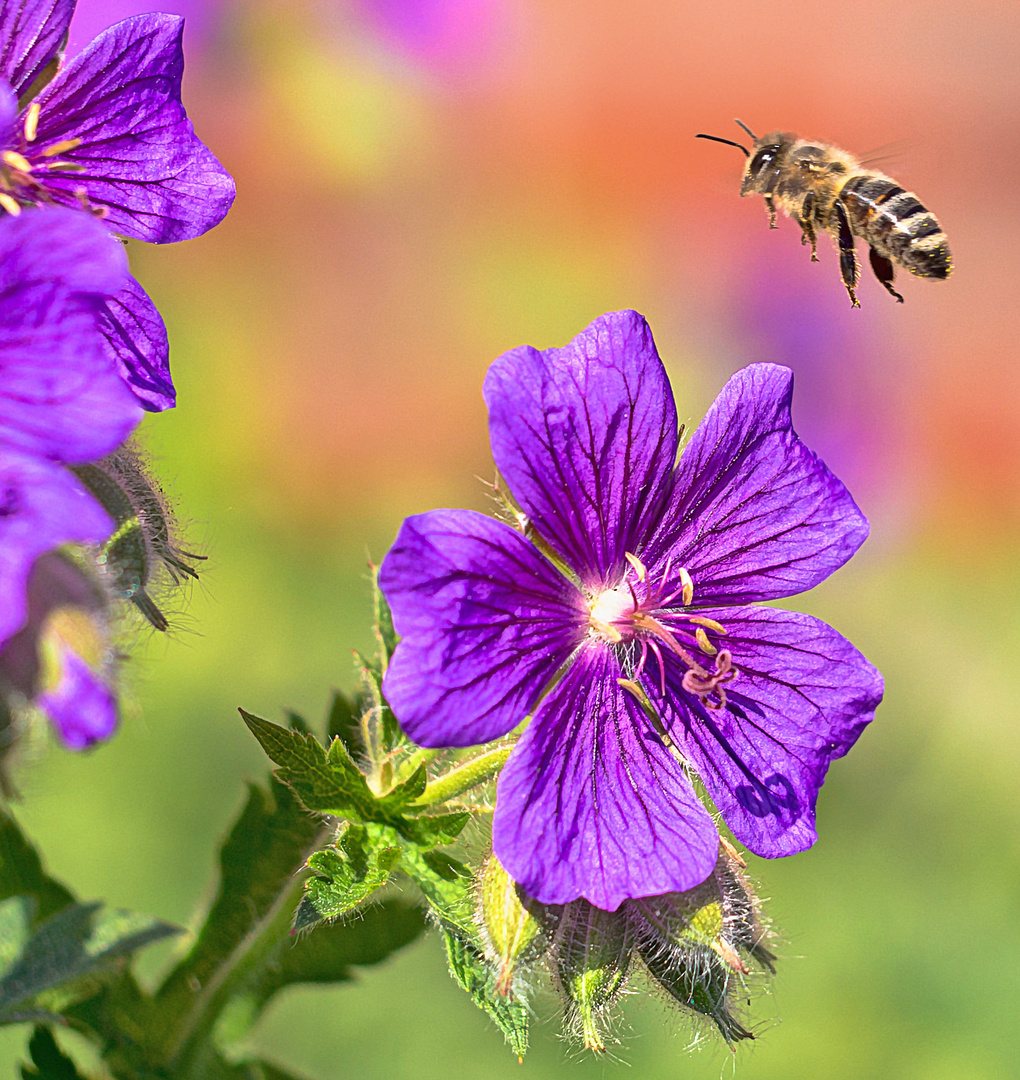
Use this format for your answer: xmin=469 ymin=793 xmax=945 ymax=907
xmin=625 ymin=845 xmax=774 ymax=1045
xmin=552 ymin=899 xmax=633 ymax=1053
xmin=476 ymin=854 xmax=546 ymax=997
xmin=71 ymin=445 xmax=202 ymax=632
xmin=0 ymin=551 xmax=117 ymax=754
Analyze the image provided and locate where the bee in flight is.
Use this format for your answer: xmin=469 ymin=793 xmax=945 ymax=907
xmin=696 ymin=120 xmax=953 ymax=307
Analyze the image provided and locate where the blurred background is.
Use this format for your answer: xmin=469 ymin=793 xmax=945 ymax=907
xmin=3 ymin=0 xmax=1020 ymax=1076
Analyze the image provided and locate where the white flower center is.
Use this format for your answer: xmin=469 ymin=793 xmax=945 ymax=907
xmin=588 ymin=584 xmax=634 ymax=641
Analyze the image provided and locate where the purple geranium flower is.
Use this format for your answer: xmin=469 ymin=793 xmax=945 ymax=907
xmin=0 ymin=2 xmax=236 ymax=411
xmin=0 ymin=206 xmax=141 ymax=748
xmin=380 ymin=310 xmax=883 ymax=910
xmin=0 ymin=4 xmax=234 ymax=240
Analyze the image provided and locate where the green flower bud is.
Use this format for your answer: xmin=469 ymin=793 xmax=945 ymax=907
xmin=72 ymin=445 xmax=202 ymax=632
xmin=552 ymin=899 xmax=633 ymax=1053
xmin=626 ymin=844 xmax=774 ymax=1046
xmin=476 ymin=854 xmax=546 ymax=997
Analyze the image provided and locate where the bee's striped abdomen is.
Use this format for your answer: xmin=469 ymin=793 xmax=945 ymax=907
xmin=839 ymin=174 xmax=952 ymax=280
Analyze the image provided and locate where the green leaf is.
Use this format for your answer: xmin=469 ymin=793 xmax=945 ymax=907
xmin=241 ymin=712 xmax=469 ymax=853
xmin=397 ymin=812 xmax=471 ymax=848
xmin=203 ymin=902 xmax=425 ymax=1067
xmin=301 ymin=824 xmax=402 ymax=922
xmin=20 ymin=1026 xmax=88 ymax=1080
xmin=0 ymin=899 xmax=180 ymax=1025
xmin=0 ymin=896 xmax=34 ymax=978
xmin=157 ymin=777 xmax=322 ymax=1022
xmin=375 ymin=763 xmax=428 ymax=813
xmin=441 ymin=928 xmax=528 ymax=1060
xmin=0 ymin=809 xmax=74 ymax=921
xmin=252 ymin=900 xmax=425 ymax=1008
xmin=401 ymin=849 xmax=476 ymax=936
xmin=241 ymin=710 xmax=377 ymax=821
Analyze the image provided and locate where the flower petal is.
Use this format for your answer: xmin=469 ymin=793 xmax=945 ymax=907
xmin=37 ymin=641 xmax=117 ymax=749
xmin=494 ymin=643 xmax=719 ymax=910
xmin=0 ymin=451 xmax=113 ymax=645
xmin=485 ymin=310 xmax=678 ymax=585
xmin=31 ymin=14 xmax=235 ymax=242
xmin=659 ymin=605 xmax=883 ymax=858
xmin=0 ymin=0 xmax=72 ymax=99
xmin=644 ymin=364 xmax=869 ymax=605
xmin=0 ymin=209 xmax=142 ymax=461
xmin=98 ymin=275 xmax=174 ymax=411
xmin=380 ymin=509 xmax=585 ymax=747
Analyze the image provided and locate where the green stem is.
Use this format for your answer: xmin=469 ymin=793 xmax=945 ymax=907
xmin=164 ymin=824 xmax=332 ymax=1074
xmin=411 ymin=746 xmax=512 ymax=808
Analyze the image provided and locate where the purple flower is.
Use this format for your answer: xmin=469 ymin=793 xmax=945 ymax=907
xmin=0 ymin=207 xmax=141 ymax=748
xmin=0 ymin=2 xmax=236 ymax=411
xmin=0 ymin=4 xmax=234 ymax=241
xmin=380 ymin=311 xmax=883 ymax=910
xmin=0 ymin=550 xmax=117 ymax=751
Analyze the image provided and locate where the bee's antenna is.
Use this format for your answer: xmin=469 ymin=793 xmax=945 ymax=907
xmin=734 ymin=118 xmax=758 ymax=141
xmin=695 ymin=133 xmax=750 ymax=157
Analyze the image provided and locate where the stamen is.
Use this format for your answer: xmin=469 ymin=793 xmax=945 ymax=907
xmin=719 ymin=836 xmax=746 ymax=868
xmin=619 ymin=678 xmax=689 ymax=766
xmin=679 ymin=566 xmax=694 ymax=607
xmin=712 ymin=937 xmax=749 ymax=974
xmin=695 ymin=627 xmax=717 ymax=656
xmin=688 ymin=615 xmax=727 ymax=634
xmin=40 ymin=138 xmax=82 ymax=158
xmin=624 ymin=551 xmax=647 ymax=582
xmin=617 ymin=678 xmax=654 ymax=713
xmin=631 ymin=612 xmax=708 ymax=677
xmin=646 ymin=638 xmax=668 ymax=697
xmin=24 ymin=103 xmax=40 ymax=142
xmin=2 ymin=151 xmax=31 ymax=172
xmin=0 ymin=193 xmax=21 ymax=216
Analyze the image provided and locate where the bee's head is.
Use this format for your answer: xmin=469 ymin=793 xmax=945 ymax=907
xmin=695 ymin=120 xmax=794 ymax=195
xmin=740 ymin=132 xmax=795 ymax=195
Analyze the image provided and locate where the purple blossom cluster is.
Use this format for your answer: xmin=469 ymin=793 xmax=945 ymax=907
xmin=381 ymin=310 xmax=884 ymax=909
xmin=0 ymin=1 xmax=233 ymax=751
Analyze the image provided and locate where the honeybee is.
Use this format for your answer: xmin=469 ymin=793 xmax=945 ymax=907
xmin=696 ymin=119 xmax=953 ymax=307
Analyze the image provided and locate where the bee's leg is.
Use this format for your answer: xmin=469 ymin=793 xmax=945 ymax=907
xmin=798 ymin=190 xmax=818 ymax=261
xmin=763 ymin=194 xmax=777 ymax=229
xmin=868 ymin=246 xmax=905 ymax=303
xmin=832 ymin=199 xmax=860 ymax=307
xmin=762 ymin=167 xmax=782 ymax=228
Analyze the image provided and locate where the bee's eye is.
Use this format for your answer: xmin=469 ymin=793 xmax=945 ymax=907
xmin=750 ymin=148 xmax=776 ymax=175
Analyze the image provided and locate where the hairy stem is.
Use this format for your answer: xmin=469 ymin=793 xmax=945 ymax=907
xmin=411 ymin=746 xmax=513 ymax=808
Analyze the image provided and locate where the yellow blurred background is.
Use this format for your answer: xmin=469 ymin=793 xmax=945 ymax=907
xmin=3 ymin=0 xmax=1020 ymax=1076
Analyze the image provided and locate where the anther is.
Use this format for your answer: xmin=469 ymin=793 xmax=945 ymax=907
xmin=695 ymin=627 xmax=717 ymax=656
xmin=24 ymin=103 xmax=40 ymax=142
xmin=688 ymin=615 xmax=727 ymax=634
xmin=2 ymin=151 xmax=31 ymax=172
xmin=0 ymin=193 xmax=21 ymax=216
xmin=679 ymin=566 xmax=694 ymax=607
xmin=617 ymin=678 xmax=653 ymax=712
xmin=624 ymin=551 xmax=647 ymax=582
xmin=40 ymin=137 xmax=82 ymax=158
